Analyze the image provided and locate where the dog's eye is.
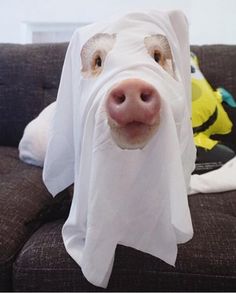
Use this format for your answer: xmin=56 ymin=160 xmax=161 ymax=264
xmin=153 ymin=50 xmax=162 ymax=64
xmin=95 ymin=55 xmax=102 ymax=67
xmin=93 ymin=54 xmax=102 ymax=69
xmin=81 ymin=33 xmax=116 ymax=78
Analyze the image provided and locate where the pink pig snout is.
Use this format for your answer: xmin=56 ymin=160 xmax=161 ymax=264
xmin=106 ymin=79 xmax=161 ymax=126
xmin=105 ymin=79 xmax=161 ymax=149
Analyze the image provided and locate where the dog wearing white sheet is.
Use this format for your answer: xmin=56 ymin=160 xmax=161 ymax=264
xmin=19 ymin=10 xmax=196 ymax=288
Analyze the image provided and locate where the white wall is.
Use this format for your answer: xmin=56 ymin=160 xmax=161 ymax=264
xmin=0 ymin=0 xmax=235 ymax=44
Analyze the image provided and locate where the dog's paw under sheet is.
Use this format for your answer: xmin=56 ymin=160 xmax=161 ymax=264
xmin=42 ymin=10 xmax=196 ymax=288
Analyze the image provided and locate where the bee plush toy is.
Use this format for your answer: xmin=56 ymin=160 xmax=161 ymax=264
xmin=191 ymin=52 xmax=236 ymax=174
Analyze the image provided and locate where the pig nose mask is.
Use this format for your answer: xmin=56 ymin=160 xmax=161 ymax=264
xmin=80 ymin=32 xmax=179 ymax=149
xmin=43 ymin=11 xmax=196 ymax=289
xmin=106 ymin=78 xmax=161 ymax=149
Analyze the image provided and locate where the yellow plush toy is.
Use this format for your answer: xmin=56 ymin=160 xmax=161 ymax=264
xmin=191 ymin=52 xmax=236 ymax=149
xmin=191 ymin=52 xmax=236 ymax=173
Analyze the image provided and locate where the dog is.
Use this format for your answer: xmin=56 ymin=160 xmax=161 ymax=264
xmin=19 ymin=11 xmax=196 ymax=288
xmin=19 ymin=29 xmax=177 ymax=166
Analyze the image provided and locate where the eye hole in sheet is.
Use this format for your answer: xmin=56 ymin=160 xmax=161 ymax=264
xmin=81 ymin=33 xmax=116 ymax=78
xmin=144 ymin=34 xmax=176 ymax=78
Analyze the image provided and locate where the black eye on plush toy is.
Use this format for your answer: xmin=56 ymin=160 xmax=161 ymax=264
xmin=191 ymin=52 xmax=236 ymax=174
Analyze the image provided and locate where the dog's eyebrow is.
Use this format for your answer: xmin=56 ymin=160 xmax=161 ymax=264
xmin=144 ymin=34 xmax=172 ymax=59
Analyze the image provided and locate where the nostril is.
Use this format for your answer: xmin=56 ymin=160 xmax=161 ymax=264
xmin=140 ymin=91 xmax=153 ymax=102
xmin=113 ymin=93 xmax=126 ymax=105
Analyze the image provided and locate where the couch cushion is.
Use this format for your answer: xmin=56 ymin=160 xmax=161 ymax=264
xmin=13 ymin=191 xmax=236 ymax=291
xmin=0 ymin=146 xmax=71 ymax=291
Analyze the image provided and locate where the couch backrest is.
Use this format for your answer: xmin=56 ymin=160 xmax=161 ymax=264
xmin=0 ymin=43 xmax=236 ymax=148
xmin=191 ymin=45 xmax=236 ymax=97
xmin=0 ymin=43 xmax=68 ymax=147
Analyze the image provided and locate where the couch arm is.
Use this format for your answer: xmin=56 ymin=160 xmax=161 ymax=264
xmin=0 ymin=146 xmax=71 ymax=291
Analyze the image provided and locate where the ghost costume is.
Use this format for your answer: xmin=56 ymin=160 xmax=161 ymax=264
xmin=43 ymin=10 xmax=196 ymax=288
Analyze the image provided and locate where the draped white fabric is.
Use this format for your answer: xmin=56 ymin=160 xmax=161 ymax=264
xmin=190 ymin=157 xmax=236 ymax=194
xmin=43 ymin=10 xmax=196 ymax=288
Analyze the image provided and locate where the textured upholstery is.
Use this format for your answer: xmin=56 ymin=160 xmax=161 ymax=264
xmin=0 ymin=43 xmax=68 ymax=147
xmin=0 ymin=147 xmax=71 ymax=291
xmin=0 ymin=43 xmax=236 ymax=291
xmin=13 ymin=191 xmax=236 ymax=291
xmin=191 ymin=45 xmax=236 ymax=98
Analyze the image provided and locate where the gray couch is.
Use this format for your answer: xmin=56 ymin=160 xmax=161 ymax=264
xmin=0 ymin=43 xmax=236 ymax=292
